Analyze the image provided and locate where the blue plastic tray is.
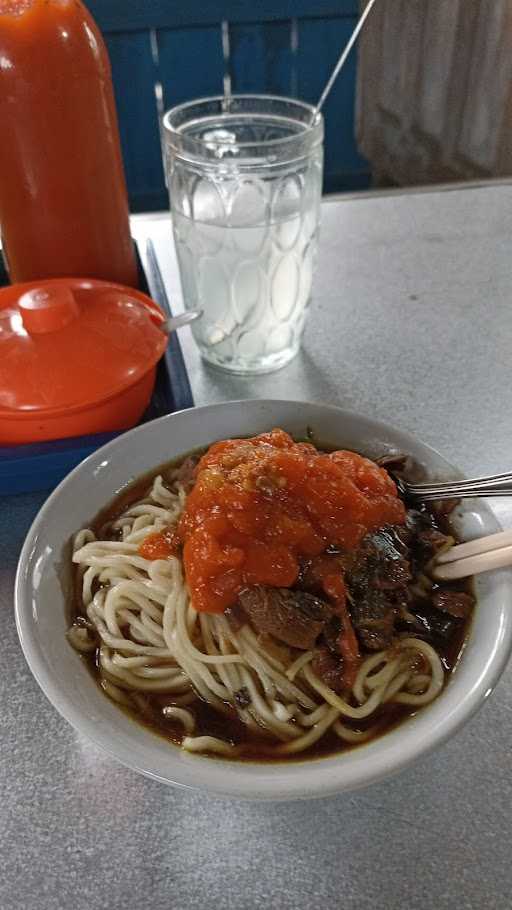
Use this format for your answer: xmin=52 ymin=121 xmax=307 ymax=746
xmin=0 ymin=242 xmax=194 ymax=494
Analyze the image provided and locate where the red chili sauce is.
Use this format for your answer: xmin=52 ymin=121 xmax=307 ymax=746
xmin=140 ymin=429 xmax=405 ymax=629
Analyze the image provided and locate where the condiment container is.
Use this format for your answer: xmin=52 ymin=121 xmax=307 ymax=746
xmin=0 ymin=279 xmax=168 ymax=444
xmin=0 ymin=0 xmax=137 ymax=287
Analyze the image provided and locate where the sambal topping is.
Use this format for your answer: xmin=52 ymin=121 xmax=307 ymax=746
xmin=139 ymin=527 xmax=180 ymax=560
xmin=177 ymin=429 xmax=406 ymax=614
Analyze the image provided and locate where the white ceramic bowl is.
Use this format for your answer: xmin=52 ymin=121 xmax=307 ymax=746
xmin=15 ymin=400 xmax=512 ymax=800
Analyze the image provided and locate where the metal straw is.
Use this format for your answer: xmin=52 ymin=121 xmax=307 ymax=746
xmin=313 ymin=0 xmax=377 ymax=117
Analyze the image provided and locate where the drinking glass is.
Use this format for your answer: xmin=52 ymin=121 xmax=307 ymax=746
xmin=162 ymin=95 xmax=323 ymax=374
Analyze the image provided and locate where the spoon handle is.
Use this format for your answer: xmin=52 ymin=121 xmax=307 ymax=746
xmin=161 ymin=310 xmax=202 ymax=334
xmin=314 ymin=0 xmax=377 ymax=115
xmin=405 ymin=471 xmax=512 ymax=501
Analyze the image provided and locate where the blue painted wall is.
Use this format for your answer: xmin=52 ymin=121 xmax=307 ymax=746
xmin=87 ymin=1 xmax=370 ymax=211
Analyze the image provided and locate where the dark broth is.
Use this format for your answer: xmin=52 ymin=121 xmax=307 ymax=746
xmin=72 ymin=446 xmax=474 ymax=763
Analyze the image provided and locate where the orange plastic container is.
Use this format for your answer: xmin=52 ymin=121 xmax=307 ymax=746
xmin=0 ymin=0 xmax=137 ymax=287
xmin=0 ymin=279 xmax=168 ymax=444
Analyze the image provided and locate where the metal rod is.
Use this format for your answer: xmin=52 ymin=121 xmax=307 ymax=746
xmin=314 ymin=0 xmax=377 ymax=116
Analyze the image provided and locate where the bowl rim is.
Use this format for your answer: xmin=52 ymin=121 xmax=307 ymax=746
xmin=14 ymin=399 xmax=512 ymax=800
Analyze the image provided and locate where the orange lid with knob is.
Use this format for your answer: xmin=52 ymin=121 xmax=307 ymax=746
xmin=0 ymin=278 xmax=168 ymax=416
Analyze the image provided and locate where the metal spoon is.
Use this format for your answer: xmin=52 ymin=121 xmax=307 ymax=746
xmin=400 ymin=471 xmax=512 ymax=503
xmin=160 ymin=309 xmax=202 ymax=334
xmin=312 ymin=0 xmax=377 ymax=119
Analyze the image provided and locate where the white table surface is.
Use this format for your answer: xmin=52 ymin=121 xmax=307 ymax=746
xmin=2 ymin=183 xmax=512 ymax=910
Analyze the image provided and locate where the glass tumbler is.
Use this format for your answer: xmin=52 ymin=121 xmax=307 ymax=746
xmin=163 ymin=95 xmax=324 ymax=374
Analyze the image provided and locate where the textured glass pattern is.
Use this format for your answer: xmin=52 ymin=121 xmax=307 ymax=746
xmin=164 ymin=97 xmax=324 ymax=373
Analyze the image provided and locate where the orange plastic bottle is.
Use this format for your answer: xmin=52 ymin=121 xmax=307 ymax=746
xmin=0 ymin=0 xmax=138 ymax=287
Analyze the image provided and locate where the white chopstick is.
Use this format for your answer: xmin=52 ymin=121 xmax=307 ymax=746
xmin=432 ymin=529 xmax=512 ymax=581
xmin=436 ymin=529 xmax=512 ymax=563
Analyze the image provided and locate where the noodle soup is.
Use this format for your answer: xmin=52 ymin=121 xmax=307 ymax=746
xmin=68 ymin=430 xmax=474 ymax=761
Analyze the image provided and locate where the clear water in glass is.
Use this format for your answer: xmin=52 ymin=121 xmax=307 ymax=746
xmin=163 ymin=96 xmax=324 ymax=374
